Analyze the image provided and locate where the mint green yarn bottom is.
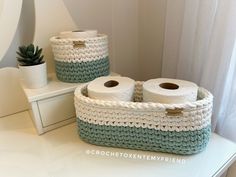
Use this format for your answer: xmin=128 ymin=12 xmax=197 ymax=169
xmin=55 ymin=57 xmax=110 ymax=83
xmin=77 ymin=118 xmax=211 ymax=155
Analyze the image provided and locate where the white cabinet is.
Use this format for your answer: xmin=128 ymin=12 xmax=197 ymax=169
xmin=22 ymin=74 xmax=80 ymax=134
xmin=38 ymin=93 xmax=75 ymax=127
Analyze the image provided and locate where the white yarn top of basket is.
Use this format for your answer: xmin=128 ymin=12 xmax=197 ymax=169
xmin=74 ymin=82 xmax=213 ymax=132
xmin=50 ymin=34 xmax=108 ymax=44
xmin=50 ymin=34 xmax=109 ymax=62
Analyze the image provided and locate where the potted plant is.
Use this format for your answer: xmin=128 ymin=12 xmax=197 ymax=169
xmin=17 ymin=44 xmax=47 ymax=88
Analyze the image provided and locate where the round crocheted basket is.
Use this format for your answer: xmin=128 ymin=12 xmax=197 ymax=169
xmin=74 ymin=82 xmax=213 ymax=155
xmin=50 ymin=34 xmax=110 ymax=83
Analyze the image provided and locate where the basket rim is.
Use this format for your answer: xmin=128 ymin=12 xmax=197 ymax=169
xmin=74 ymin=81 xmax=213 ymax=110
xmin=50 ymin=34 xmax=107 ymax=42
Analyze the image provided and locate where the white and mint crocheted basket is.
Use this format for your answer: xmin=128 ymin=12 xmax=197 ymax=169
xmin=50 ymin=34 xmax=110 ymax=83
xmin=74 ymin=82 xmax=213 ymax=155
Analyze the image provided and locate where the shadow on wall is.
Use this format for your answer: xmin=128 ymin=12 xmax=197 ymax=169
xmin=0 ymin=0 xmax=35 ymax=68
xmin=0 ymin=67 xmax=29 ymax=117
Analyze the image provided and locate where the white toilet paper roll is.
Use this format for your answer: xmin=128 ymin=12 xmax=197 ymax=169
xmin=59 ymin=30 xmax=97 ymax=39
xmin=87 ymin=76 xmax=135 ymax=101
xmin=143 ymin=78 xmax=198 ymax=104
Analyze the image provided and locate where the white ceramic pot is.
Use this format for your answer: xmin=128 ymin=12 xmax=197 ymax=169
xmin=19 ymin=62 xmax=47 ymax=89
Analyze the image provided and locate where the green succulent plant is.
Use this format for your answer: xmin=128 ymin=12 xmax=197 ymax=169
xmin=16 ymin=44 xmax=44 ymax=66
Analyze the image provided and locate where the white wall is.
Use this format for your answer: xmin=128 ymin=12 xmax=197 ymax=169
xmin=0 ymin=0 xmax=35 ymax=68
xmin=138 ymin=0 xmax=167 ymax=80
xmin=0 ymin=0 xmax=167 ymax=80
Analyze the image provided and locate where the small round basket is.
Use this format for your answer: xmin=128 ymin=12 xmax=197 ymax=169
xmin=74 ymin=82 xmax=213 ymax=155
xmin=50 ymin=34 xmax=110 ymax=83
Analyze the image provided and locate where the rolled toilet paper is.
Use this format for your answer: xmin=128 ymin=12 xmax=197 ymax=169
xmin=87 ymin=76 xmax=135 ymax=101
xmin=143 ymin=78 xmax=198 ymax=104
xmin=59 ymin=30 xmax=97 ymax=39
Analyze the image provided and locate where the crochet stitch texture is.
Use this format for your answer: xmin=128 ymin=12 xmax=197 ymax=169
xmin=74 ymin=83 xmax=213 ymax=155
xmin=50 ymin=34 xmax=110 ymax=83
xmin=78 ymin=119 xmax=211 ymax=155
xmin=55 ymin=56 xmax=109 ymax=83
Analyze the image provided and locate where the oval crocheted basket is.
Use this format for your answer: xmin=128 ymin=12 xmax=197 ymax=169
xmin=74 ymin=82 xmax=213 ymax=155
xmin=50 ymin=34 xmax=110 ymax=83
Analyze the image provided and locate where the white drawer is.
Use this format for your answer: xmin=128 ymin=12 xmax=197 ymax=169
xmin=37 ymin=93 xmax=75 ymax=127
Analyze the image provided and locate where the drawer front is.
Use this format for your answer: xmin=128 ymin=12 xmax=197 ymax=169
xmin=37 ymin=93 xmax=75 ymax=127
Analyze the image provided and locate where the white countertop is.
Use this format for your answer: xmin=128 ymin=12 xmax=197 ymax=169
xmin=0 ymin=111 xmax=236 ymax=177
